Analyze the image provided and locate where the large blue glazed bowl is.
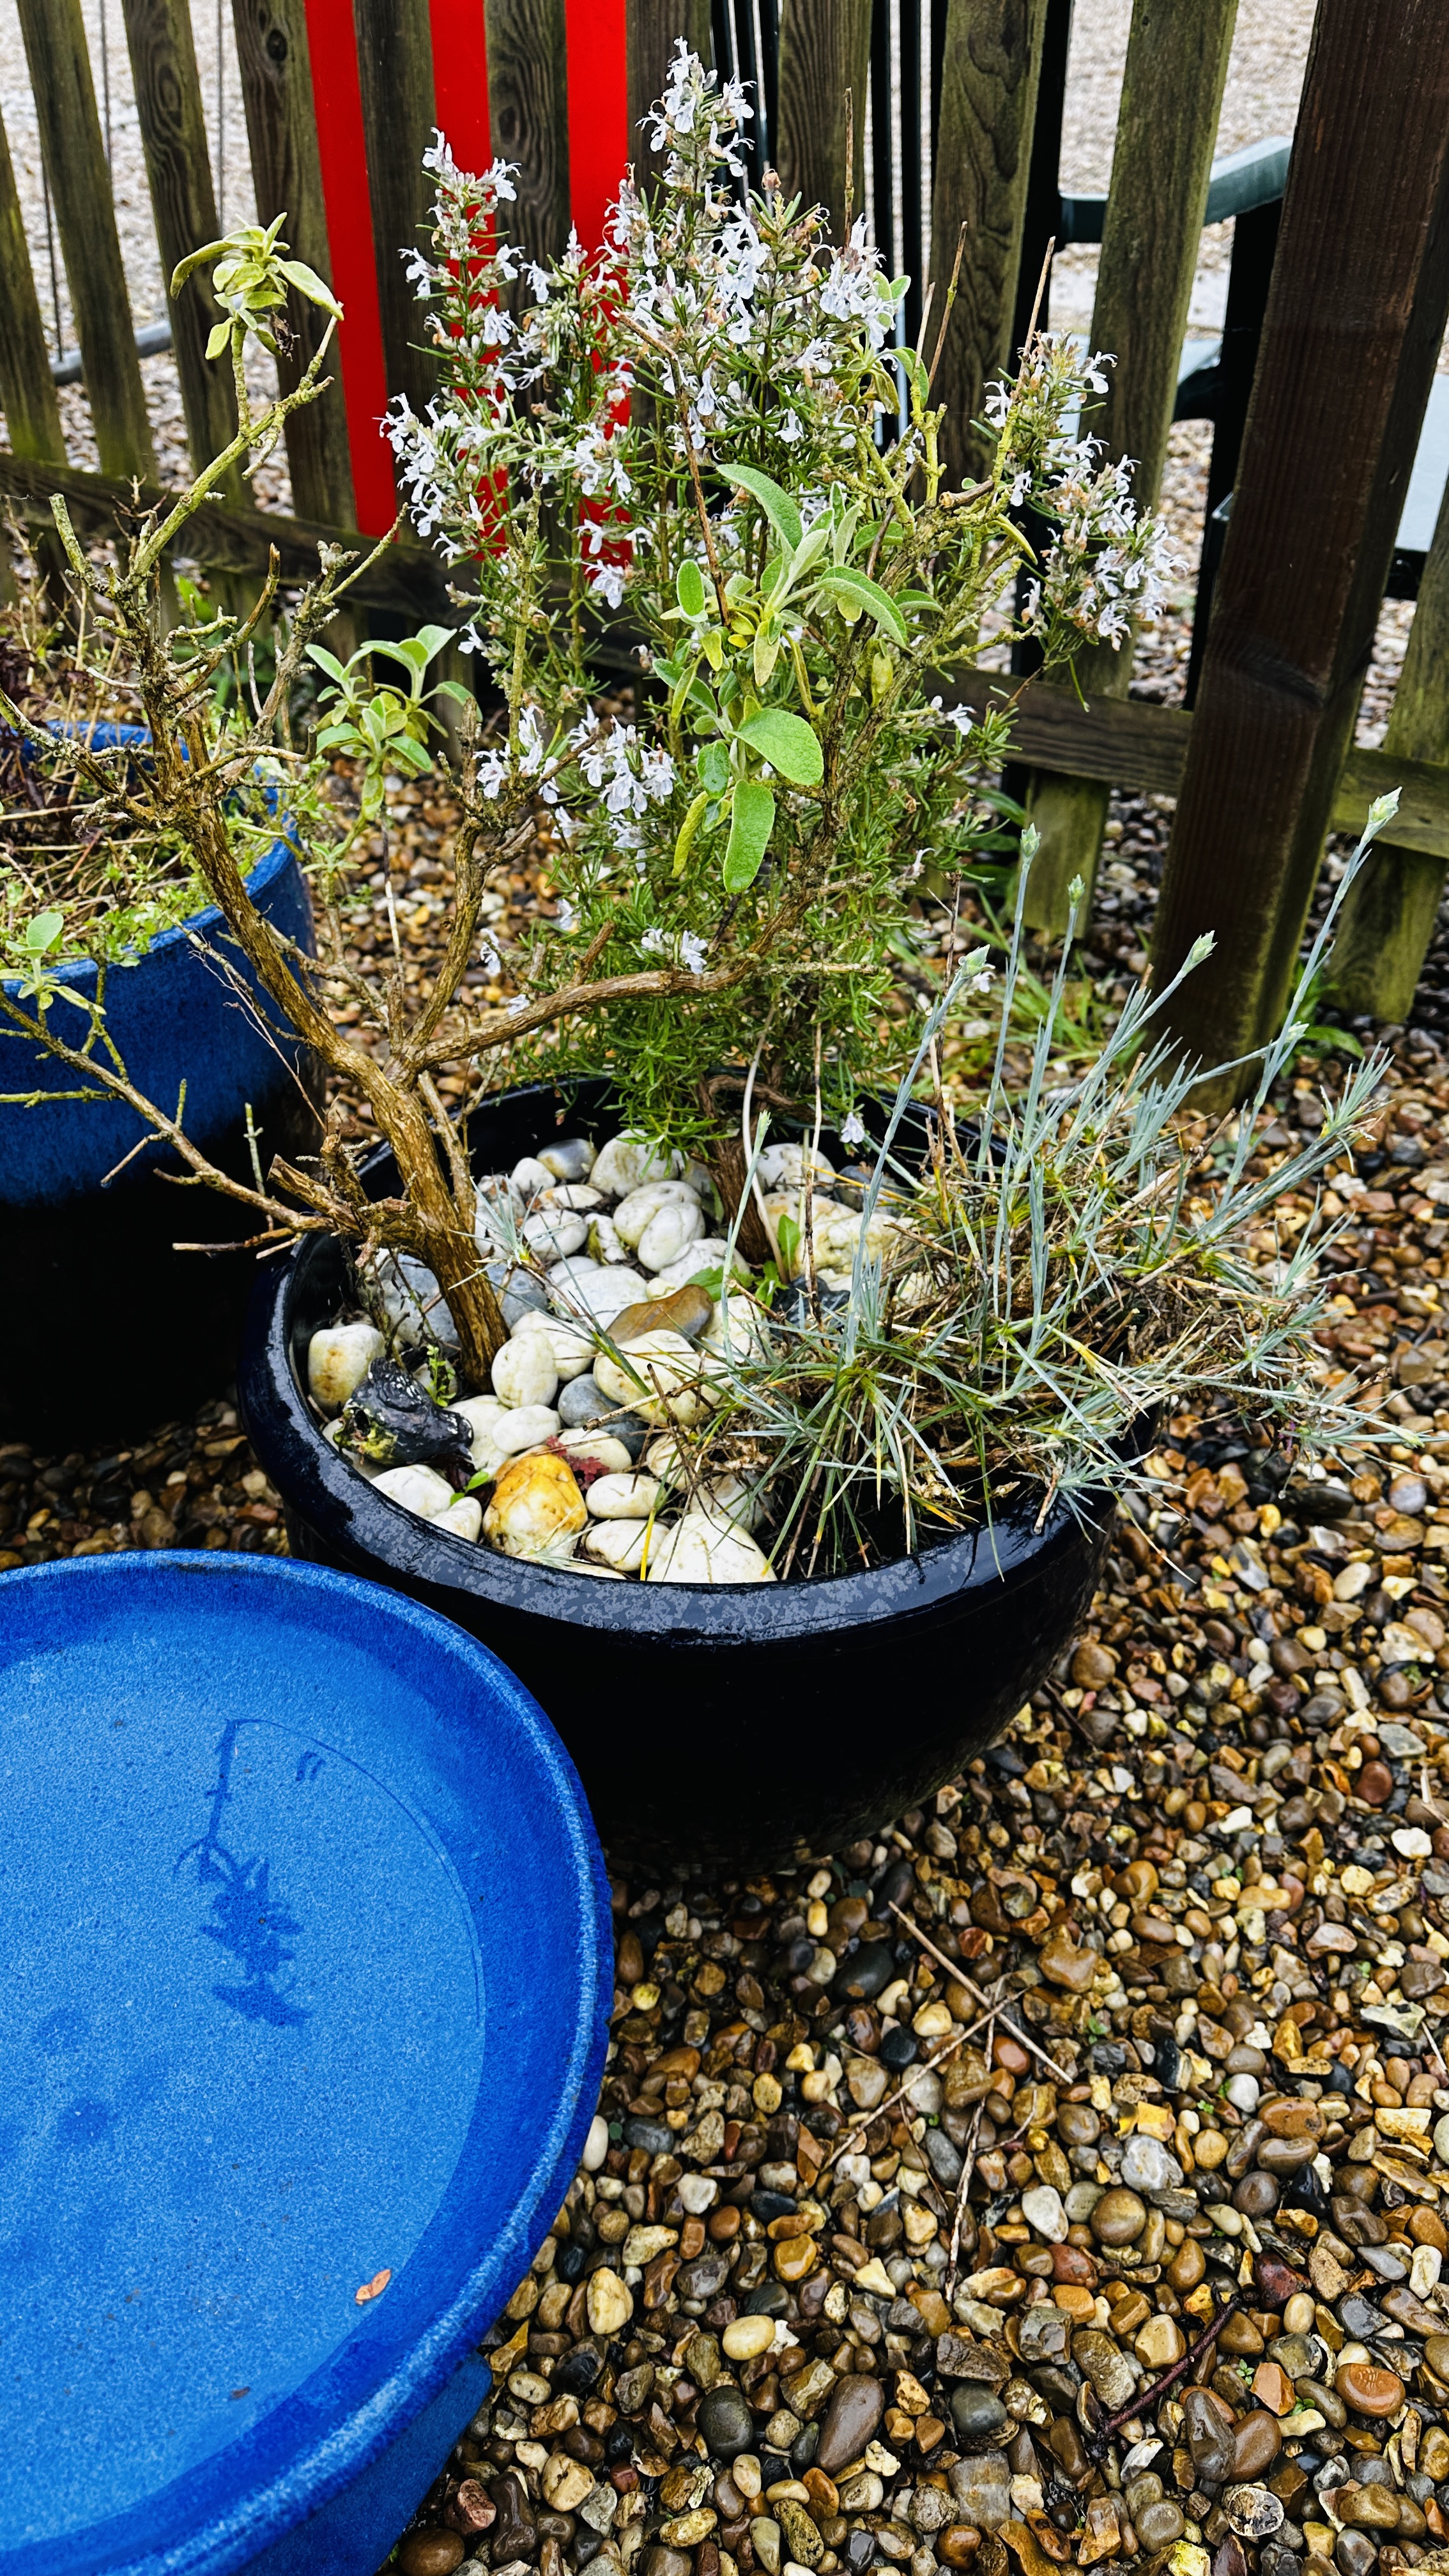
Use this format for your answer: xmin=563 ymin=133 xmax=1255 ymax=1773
xmin=0 ymin=733 xmax=319 ymax=1446
xmin=0 ymin=1551 xmax=611 ymax=2575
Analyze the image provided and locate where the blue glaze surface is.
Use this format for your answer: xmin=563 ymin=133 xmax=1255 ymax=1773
xmin=0 ymin=1552 xmax=611 ymax=2575
xmin=1 ymin=728 xmax=312 ymax=1207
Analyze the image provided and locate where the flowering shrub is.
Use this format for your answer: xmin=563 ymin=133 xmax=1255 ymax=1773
xmin=386 ymin=43 xmax=1172 ymax=1146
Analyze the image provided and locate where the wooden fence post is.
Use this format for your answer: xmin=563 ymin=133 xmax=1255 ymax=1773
xmin=353 ymin=0 xmax=438 ymax=419
xmin=120 ymin=0 xmax=240 ymax=493
xmin=485 ymin=0 xmax=571 ymax=277
xmin=775 ymin=0 xmax=870 ymax=245
xmin=1322 ymin=473 xmax=1449 ymax=1024
xmin=0 ymin=111 xmax=66 ymax=472
xmin=629 ymin=2 xmax=713 ymax=197
xmin=929 ymin=0 xmax=1049 ymax=494
xmin=1149 ymin=0 xmax=1449 ymax=1103
xmin=15 ymin=0 xmax=157 ymax=482
xmin=231 ymin=0 xmax=357 ymax=530
xmin=0 ymin=105 xmax=68 ymax=606
xmin=1020 ymin=0 xmax=1237 ymax=935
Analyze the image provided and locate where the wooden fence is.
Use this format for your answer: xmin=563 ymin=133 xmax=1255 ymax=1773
xmin=3 ymin=0 xmax=1449 ymax=1086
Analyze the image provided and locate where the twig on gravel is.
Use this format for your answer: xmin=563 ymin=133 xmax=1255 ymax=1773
xmin=888 ymin=1901 xmax=1073 ymax=2083
xmin=820 ymin=1993 xmax=1017 ymax=2174
xmin=944 ymin=2085 xmax=990 ymax=2300
xmin=1088 ymin=2290 xmax=1244 ymax=2456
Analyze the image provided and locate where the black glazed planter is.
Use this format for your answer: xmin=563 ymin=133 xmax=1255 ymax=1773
xmin=239 ymin=1081 xmax=1119 ymax=1871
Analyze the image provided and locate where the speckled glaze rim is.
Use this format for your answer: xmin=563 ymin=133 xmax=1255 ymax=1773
xmin=240 ymin=1077 xmax=1121 ymax=1639
xmin=0 ymin=1549 xmax=612 ymax=2576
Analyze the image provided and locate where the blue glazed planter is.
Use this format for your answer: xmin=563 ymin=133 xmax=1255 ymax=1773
xmin=0 ymin=1551 xmax=611 ymax=2575
xmin=0 ymin=735 xmax=320 ymax=1445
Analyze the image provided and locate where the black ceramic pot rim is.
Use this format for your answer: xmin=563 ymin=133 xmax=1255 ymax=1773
xmin=244 ymin=1234 xmax=1126 ymax=1651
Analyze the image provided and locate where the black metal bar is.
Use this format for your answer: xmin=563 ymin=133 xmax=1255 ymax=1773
xmin=1184 ymin=194 xmax=1284 ymax=705
xmin=760 ymin=0 xmax=779 ymax=178
xmin=870 ymin=0 xmax=894 ymax=276
xmin=900 ymin=0 xmax=923 ymax=348
xmin=1012 ymin=0 xmax=1071 ymax=366
xmin=928 ymin=0 xmax=944 ymax=165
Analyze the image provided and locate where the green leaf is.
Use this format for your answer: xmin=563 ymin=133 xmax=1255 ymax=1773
xmin=723 ymin=778 xmax=775 ymax=892
xmin=695 ymin=739 xmax=730 ymax=795
xmin=673 ymin=788 xmax=710 ymax=877
xmin=676 ymin=558 xmax=707 ymax=619
xmin=26 ymin=908 xmax=65 ymax=953
xmin=306 ymin=643 xmax=349 ymax=686
xmin=776 ymin=1212 xmax=801 ymax=1275
xmin=204 ymin=318 xmax=232 ymax=362
xmin=736 ymin=707 xmax=822 ymax=787
xmin=814 ymin=567 xmax=910 ymax=647
xmin=169 ymin=240 xmax=229 ymax=296
xmin=277 ymin=256 xmax=343 ymax=318
xmin=725 ymin=463 xmax=802 ymax=556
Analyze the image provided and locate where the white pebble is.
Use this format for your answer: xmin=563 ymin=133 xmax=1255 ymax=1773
xmin=677 ymin=2173 xmax=717 ymax=2214
xmin=590 ymin=1131 xmax=679 ymax=1197
xmin=558 ymin=1432 xmax=635 ymax=1475
xmin=454 ymin=1394 xmax=508 ymax=1469
xmin=560 ymin=1268 xmax=648 ymax=1324
xmin=544 ymin=1183 xmax=604 ymax=1211
xmin=371 ymin=1463 xmax=456 ymax=1521
xmin=581 ymin=2112 xmax=610 ymax=2170
xmin=1021 ymin=2184 xmax=1068 ymax=2243
xmin=587 ymin=1473 xmax=663 ymax=1521
xmin=513 ymin=1312 xmax=595 ymax=1380
xmin=651 ymin=1236 xmax=751 ymax=1289
xmin=583 ymin=1517 xmax=652 ymax=1572
xmin=702 ymin=1473 xmax=765 ymax=1531
xmin=521 ymin=1210 xmax=588 ymax=1261
xmin=307 ymin=1321 xmax=384 ymax=1411
xmin=613 ymin=1180 xmax=700 ymax=1248
xmin=756 ymin=1143 xmax=836 ymax=1188
xmin=436 ymin=1494 xmax=482 ymax=1542
xmin=491 ymin=1335 xmax=560 ymax=1411
xmin=1224 ymin=2072 xmax=1261 ymax=2114
xmin=511 ymin=1154 xmax=555 ymax=1199
xmin=595 ymin=1330 xmax=715 ymax=1427
xmin=539 ymin=1137 xmax=597 ymax=1181
xmin=644 ymin=1512 xmax=775 ymax=1583
xmin=1393 ymin=1826 xmax=1434 ymax=1859
xmin=590 ymin=1215 xmax=630 ymax=1264
xmin=637 ymin=1199 xmax=707 ymax=1273
xmin=491 ymin=1404 xmax=562 ymax=1457
xmin=1412 ymin=2242 xmax=1443 ymax=2297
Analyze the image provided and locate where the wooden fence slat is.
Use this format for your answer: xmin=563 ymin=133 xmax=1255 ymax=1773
xmin=629 ymin=1 xmax=712 ymax=199
xmin=120 ymin=0 xmax=240 ymax=493
xmin=1020 ymin=0 xmax=1238 ymax=935
xmin=929 ymin=0 xmax=1049 ymax=494
xmin=353 ymin=0 xmax=438 ymax=420
xmin=15 ymin=0 xmax=157 ymax=482
xmin=776 ymin=0 xmax=870 ymax=246
xmin=231 ymin=0 xmax=357 ymax=530
xmin=0 ymin=108 xmax=66 ymax=470
xmin=485 ymin=0 xmax=571 ymax=275
xmin=1324 ymin=468 xmax=1449 ymax=1023
xmin=1150 ymin=0 xmax=1449 ymax=1101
